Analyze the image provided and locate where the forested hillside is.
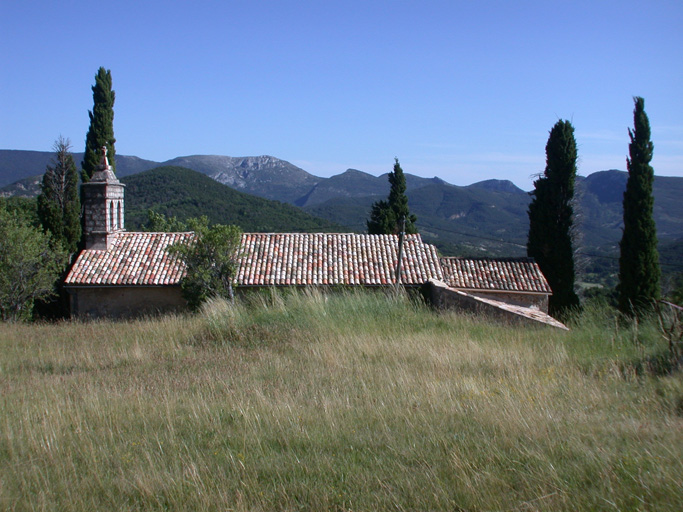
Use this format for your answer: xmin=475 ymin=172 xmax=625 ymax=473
xmin=122 ymin=166 xmax=345 ymax=233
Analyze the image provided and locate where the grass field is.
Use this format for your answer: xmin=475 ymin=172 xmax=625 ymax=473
xmin=1 ymin=290 xmax=682 ymax=511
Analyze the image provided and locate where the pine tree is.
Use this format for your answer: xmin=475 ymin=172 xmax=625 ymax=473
xmin=618 ymin=97 xmax=660 ymax=315
xmin=82 ymin=67 xmax=116 ymax=182
xmin=367 ymin=158 xmax=417 ymax=234
xmin=527 ymin=119 xmax=580 ymax=318
xmin=37 ymin=137 xmax=82 ymax=254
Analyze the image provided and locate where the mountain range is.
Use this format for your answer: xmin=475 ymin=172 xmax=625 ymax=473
xmin=1 ymin=150 xmax=682 ymax=270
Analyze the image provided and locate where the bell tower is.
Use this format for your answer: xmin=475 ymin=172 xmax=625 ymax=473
xmin=82 ymin=147 xmax=125 ymax=250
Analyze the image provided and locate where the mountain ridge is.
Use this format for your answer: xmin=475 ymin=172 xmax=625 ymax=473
xmin=121 ymin=166 xmax=345 ymax=234
xmin=1 ymin=150 xmax=681 ymax=261
xmin=0 ymin=149 xmax=525 ymax=194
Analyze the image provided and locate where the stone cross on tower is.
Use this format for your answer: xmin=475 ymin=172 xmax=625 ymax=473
xmin=81 ymin=146 xmax=126 ymax=250
xmin=100 ymin=146 xmax=109 ymax=168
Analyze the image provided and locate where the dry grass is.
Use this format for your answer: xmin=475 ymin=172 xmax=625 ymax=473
xmin=1 ymin=290 xmax=681 ymax=511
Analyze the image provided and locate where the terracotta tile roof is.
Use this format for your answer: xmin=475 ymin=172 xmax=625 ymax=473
xmin=440 ymin=257 xmax=551 ymax=294
xmin=237 ymin=233 xmax=442 ymax=286
xmin=65 ymin=232 xmax=443 ymax=287
xmin=65 ymin=232 xmax=194 ymax=286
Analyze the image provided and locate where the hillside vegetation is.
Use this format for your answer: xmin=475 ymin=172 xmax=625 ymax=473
xmin=122 ymin=166 xmax=345 ymax=233
xmin=1 ymin=291 xmax=681 ymax=511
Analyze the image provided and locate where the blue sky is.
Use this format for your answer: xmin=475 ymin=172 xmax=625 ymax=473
xmin=2 ymin=0 xmax=681 ymax=189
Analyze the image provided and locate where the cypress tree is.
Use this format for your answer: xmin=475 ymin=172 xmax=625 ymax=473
xmin=82 ymin=67 xmax=116 ymax=182
xmin=618 ymin=97 xmax=660 ymax=315
xmin=367 ymin=199 xmax=393 ymax=235
xmin=37 ymin=137 xmax=81 ymax=254
xmin=527 ymin=119 xmax=580 ymax=318
xmin=367 ymin=158 xmax=417 ymax=234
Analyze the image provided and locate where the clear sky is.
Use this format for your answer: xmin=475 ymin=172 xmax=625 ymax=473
xmin=2 ymin=0 xmax=681 ymax=190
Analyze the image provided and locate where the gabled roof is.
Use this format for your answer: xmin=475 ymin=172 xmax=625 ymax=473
xmin=65 ymin=232 xmax=443 ymax=287
xmin=440 ymin=257 xmax=551 ymax=294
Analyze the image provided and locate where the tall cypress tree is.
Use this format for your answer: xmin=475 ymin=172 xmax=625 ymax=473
xmin=527 ymin=119 xmax=580 ymax=318
xmin=37 ymin=137 xmax=81 ymax=254
xmin=367 ymin=199 xmax=393 ymax=235
xmin=367 ymin=158 xmax=417 ymax=234
xmin=82 ymin=67 xmax=116 ymax=182
xmin=618 ymin=97 xmax=660 ymax=315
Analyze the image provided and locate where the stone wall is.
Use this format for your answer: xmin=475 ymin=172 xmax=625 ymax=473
xmin=69 ymin=286 xmax=186 ymax=319
xmin=462 ymin=290 xmax=549 ymax=312
xmin=423 ymin=280 xmax=567 ymax=330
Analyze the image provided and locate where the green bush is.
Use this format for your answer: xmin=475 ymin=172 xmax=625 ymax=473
xmin=0 ymin=206 xmax=66 ymax=321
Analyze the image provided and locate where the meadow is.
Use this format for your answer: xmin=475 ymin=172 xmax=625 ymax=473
xmin=1 ymin=290 xmax=681 ymax=511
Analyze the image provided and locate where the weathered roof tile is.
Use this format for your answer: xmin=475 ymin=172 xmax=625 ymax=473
xmin=65 ymin=232 xmax=194 ymax=286
xmin=66 ymin=232 xmax=443 ymax=287
xmin=440 ymin=257 xmax=551 ymax=294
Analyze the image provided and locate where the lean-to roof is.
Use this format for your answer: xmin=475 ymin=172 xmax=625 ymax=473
xmin=440 ymin=257 xmax=551 ymax=294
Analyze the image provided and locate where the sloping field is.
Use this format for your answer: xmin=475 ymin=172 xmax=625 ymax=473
xmin=1 ymin=291 xmax=681 ymax=511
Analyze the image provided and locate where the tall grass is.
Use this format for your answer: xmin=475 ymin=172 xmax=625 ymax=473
xmin=1 ymin=290 xmax=681 ymax=511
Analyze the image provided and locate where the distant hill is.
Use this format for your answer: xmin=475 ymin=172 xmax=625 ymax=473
xmin=0 ymin=149 xmax=158 ymax=187
xmin=0 ymin=150 xmax=501 ymax=206
xmin=162 ymin=155 xmax=319 ymax=205
xmin=0 ymin=150 xmax=59 ymax=187
xmin=294 ymin=169 xmax=442 ymax=207
xmin=304 ymin=178 xmax=531 ymax=257
xmin=2 ymin=150 xmax=681 ymax=264
xmin=0 ymin=174 xmax=42 ymax=198
xmin=122 ymin=166 xmax=346 ymax=234
xmin=577 ymin=170 xmax=683 ymax=249
xmin=303 ymin=169 xmax=683 ymax=256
